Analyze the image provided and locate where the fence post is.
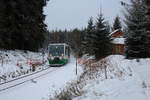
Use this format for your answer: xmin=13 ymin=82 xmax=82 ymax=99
xmin=76 ymin=57 xmax=78 ymax=75
xmin=1 ymin=55 xmax=4 ymax=67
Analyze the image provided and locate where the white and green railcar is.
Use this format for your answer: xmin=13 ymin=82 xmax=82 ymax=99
xmin=47 ymin=43 xmax=70 ymax=66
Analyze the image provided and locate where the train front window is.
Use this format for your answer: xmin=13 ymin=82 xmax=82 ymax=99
xmin=49 ymin=45 xmax=64 ymax=56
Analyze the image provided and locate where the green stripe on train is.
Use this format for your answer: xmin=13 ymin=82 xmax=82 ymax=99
xmin=48 ymin=59 xmax=68 ymax=65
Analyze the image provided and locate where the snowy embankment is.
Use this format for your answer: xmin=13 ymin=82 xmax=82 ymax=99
xmin=73 ymin=55 xmax=150 ymax=100
xmin=0 ymin=50 xmax=46 ymax=75
xmin=0 ymin=50 xmax=52 ymax=91
xmin=0 ymin=50 xmax=83 ymax=100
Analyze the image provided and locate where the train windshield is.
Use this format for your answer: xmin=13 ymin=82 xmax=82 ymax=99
xmin=48 ymin=45 xmax=64 ymax=56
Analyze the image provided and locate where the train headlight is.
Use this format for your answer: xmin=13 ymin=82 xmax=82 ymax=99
xmin=59 ymin=56 xmax=62 ymax=59
xmin=50 ymin=56 xmax=54 ymax=60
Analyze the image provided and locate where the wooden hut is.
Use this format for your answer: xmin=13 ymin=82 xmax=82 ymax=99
xmin=110 ymin=29 xmax=125 ymax=55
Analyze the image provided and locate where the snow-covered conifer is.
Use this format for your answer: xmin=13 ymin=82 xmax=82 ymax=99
xmin=113 ymin=16 xmax=122 ymax=30
xmin=82 ymin=17 xmax=96 ymax=56
xmin=93 ymin=14 xmax=112 ymax=59
xmin=124 ymin=0 xmax=150 ymax=58
xmin=0 ymin=0 xmax=49 ymax=51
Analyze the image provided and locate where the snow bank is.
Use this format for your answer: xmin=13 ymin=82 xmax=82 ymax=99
xmin=0 ymin=50 xmax=47 ymax=82
xmin=73 ymin=55 xmax=150 ymax=100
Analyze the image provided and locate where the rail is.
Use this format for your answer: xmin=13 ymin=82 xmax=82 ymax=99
xmin=0 ymin=65 xmax=58 ymax=92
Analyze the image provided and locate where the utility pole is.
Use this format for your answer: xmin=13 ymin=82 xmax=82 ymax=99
xmin=76 ymin=57 xmax=78 ymax=75
xmin=42 ymin=48 xmax=45 ymax=64
xmin=104 ymin=65 xmax=107 ymax=79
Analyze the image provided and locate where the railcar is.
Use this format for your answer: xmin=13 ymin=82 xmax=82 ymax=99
xmin=47 ymin=43 xmax=70 ymax=66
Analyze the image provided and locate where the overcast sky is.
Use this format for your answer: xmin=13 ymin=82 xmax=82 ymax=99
xmin=44 ymin=0 xmax=127 ymax=30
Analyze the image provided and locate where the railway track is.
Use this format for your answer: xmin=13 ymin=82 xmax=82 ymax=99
xmin=0 ymin=65 xmax=58 ymax=92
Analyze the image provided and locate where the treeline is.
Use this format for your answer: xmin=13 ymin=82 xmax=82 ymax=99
xmin=124 ymin=0 xmax=150 ymax=59
xmin=48 ymin=13 xmax=115 ymax=59
xmin=3 ymin=0 xmax=149 ymax=60
xmin=0 ymin=0 xmax=49 ymax=51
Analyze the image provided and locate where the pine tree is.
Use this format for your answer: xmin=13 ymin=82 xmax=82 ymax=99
xmin=82 ymin=17 xmax=95 ymax=55
xmin=94 ymin=14 xmax=111 ymax=59
xmin=144 ymin=0 xmax=150 ymax=57
xmin=0 ymin=0 xmax=6 ymax=48
xmin=0 ymin=0 xmax=49 ymax=51
xmin=124 ymin=0 xmax=150 ymax=58
xmin=113 ymin=16 xmax=122 ymax=30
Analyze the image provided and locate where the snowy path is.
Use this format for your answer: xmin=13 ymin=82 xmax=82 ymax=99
xmin=0 ymin=57 xmax=81 ymax=100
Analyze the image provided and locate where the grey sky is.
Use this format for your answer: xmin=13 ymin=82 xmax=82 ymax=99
xmin=44 ymin=0 xmax=126 ymax=30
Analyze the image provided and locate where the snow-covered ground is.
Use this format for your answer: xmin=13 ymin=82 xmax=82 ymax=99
xmin=1 ymin=50 xmax=150 ymax=100
xmin=74 ymin=55 xmax=150 ymax=100
xmin=0 ymin=50 xmax=82 ymax=100
xmin=0 ymin=50 xmax=46 ymax=76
